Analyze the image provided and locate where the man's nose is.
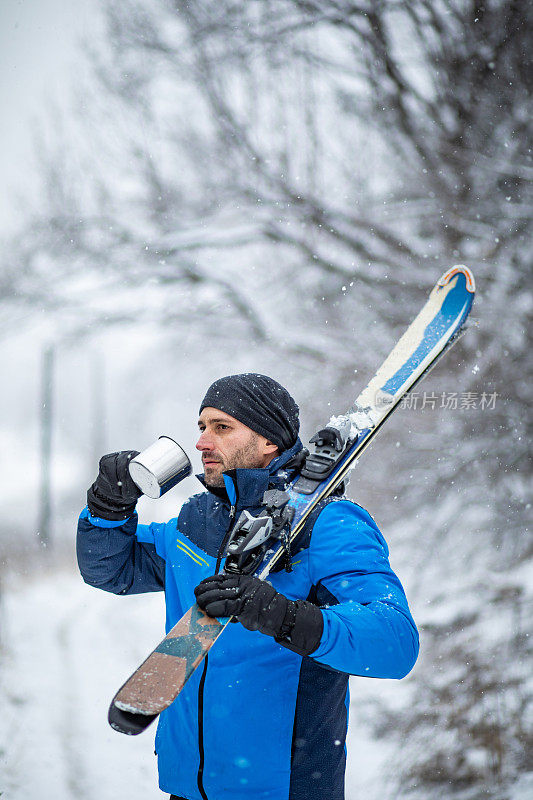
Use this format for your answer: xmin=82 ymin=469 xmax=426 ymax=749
xmin=196 ymin=431 xmax=213 ymax=451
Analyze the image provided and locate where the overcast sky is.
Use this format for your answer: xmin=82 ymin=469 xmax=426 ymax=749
xmin=0 ymin=0 xmax=97 ymax=235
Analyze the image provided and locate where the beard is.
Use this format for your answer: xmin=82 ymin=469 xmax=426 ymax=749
xmin=203 ymin=432 xmax=264 ymax=487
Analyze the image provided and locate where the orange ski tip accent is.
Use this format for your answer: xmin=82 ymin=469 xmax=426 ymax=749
xmin=438 ymin=265 xmax=475 ymax=293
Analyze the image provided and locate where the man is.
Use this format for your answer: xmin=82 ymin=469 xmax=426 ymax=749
xmin=77 ymin=373 xmax=419 ymax=800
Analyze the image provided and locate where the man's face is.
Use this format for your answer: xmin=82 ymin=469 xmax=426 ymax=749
xmin=196 ymin=407 xmax=279 ymax=488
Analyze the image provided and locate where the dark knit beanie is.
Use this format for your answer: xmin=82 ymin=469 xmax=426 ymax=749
xmin=199 ymin=373 xmax=299 ymax=451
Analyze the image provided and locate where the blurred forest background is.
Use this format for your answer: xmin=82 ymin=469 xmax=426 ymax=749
xmin=1 ymin=1 xmax=531 ymax=799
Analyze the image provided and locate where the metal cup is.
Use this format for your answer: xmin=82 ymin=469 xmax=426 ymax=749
xmin=128 ymin=436 xmax=192 ymax=499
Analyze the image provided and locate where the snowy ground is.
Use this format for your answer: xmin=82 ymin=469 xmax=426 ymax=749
xmin=1 ymin=566 xmax=163 ymax=799
xmin=0 ymin=561 xmax=399 ymax=800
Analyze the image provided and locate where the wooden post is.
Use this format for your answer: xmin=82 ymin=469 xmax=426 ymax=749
xmin=38 ymin=345 xmax=54 ymax=547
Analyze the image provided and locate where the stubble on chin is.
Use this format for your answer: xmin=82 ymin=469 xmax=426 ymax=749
xmin=204 ymin=466 xmax=226 ymax=488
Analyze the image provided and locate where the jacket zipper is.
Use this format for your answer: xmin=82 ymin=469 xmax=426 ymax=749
xmin=215 ymin=503 xmax=236 ymax=574
xmin=196 ymin=502 xmax=236 ymax=800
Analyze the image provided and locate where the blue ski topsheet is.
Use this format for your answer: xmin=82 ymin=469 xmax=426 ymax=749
xmin=382 ymin=270 xmax=474 ymax=395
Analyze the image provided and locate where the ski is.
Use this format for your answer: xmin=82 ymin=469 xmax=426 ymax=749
xmin=108 ymin=265 xmax=475 ymax=735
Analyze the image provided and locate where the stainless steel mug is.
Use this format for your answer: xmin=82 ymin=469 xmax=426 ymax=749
xmin=128 ymin=436 xmax=192 ymax=498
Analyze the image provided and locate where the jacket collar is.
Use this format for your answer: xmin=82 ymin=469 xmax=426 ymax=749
xmin=196 ymin=438 xmax=304 ymax=509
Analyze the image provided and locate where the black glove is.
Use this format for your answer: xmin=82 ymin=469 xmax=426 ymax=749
xmin=194 ymin=573 xmax=323 ymax=657
xmin=87 ymin=450 xmax=141 ymax=521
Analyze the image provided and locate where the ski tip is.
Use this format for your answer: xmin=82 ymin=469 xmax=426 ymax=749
xmin=108 ymin=702 xmax=158 ymax=736
xmin=438 ymin=265 xmax=475 ymax=293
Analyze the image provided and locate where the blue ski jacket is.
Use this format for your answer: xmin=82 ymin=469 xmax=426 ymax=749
xmin=77 ymin=440 xmax=419 ymax=800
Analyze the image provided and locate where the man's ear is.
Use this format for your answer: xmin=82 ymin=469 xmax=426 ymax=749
xmin=264 ymin=439 xmax=279 ymax=457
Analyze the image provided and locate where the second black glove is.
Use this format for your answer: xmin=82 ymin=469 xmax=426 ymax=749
xmin=194 ymin=573 xmax=323 ymax=657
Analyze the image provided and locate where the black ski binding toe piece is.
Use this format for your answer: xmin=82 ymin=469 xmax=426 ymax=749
xmin=293 ymin=425 xmax=354 ymax=495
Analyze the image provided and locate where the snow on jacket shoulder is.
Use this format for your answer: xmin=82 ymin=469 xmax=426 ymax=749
xmin=76 ymin=443 xmax=418 ymax=800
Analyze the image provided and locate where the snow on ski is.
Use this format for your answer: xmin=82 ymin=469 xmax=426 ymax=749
xmin=108 ymin=265 xmax=475 ymax=735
